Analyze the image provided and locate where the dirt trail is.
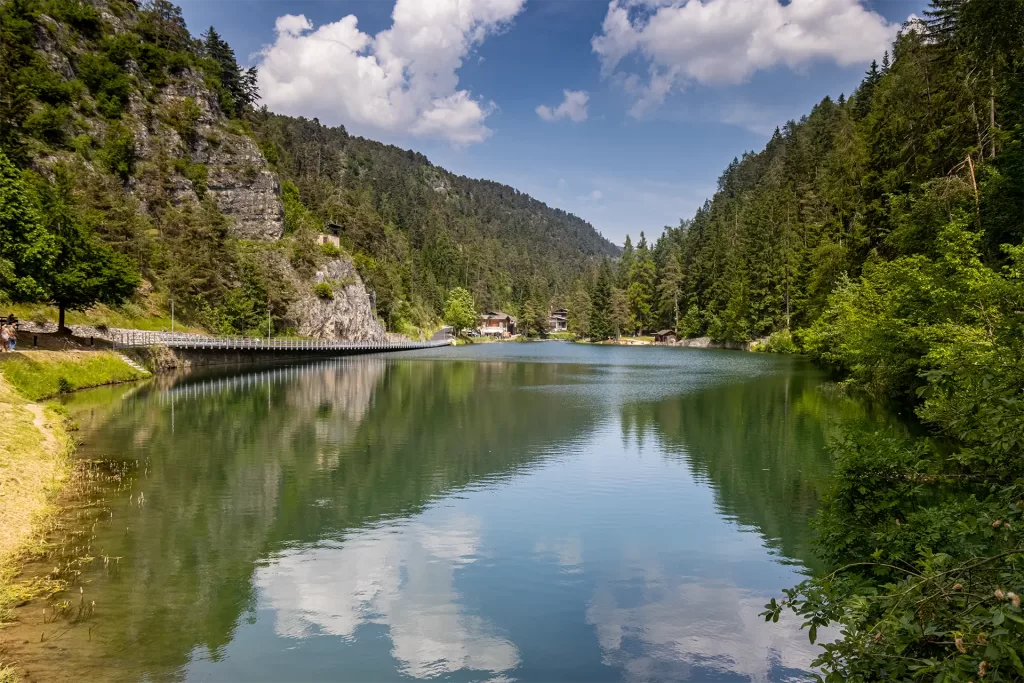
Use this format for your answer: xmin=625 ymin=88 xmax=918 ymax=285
xmin=24 ymin=403 xmax=58 ymax=456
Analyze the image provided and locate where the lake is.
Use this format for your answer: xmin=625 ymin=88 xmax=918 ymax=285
xmin=5 ymin=343 xmax=897 ymax=682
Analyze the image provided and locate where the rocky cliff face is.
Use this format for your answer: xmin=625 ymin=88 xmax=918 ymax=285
xmin=291 ymin=259 xmax=387 ymax=342
xmin=15 ymin=0 xmax=388 ymax=342
xmin=143 ymin=77 xmax=284 ymax=241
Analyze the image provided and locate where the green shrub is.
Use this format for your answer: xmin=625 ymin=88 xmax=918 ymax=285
xmin=97 ymin=123 xmax=136 ymax=181
xmin=24 ymin=104 xmax=72 ymax=146
xmin=314 ymin=282 xmax=333 ymax=299
xmin=171 ymin=159 xmax=208 ymax=197
xmin=44 ymin=0 xmax=102 ymax=37
xmin=77 ymin=53 xmax=134 ymax=118
xmin=320 ymin=242 xmax=342 ymax=257
xmin=32 ymin=69 xmax=79 ymax=105
xmin=70 ymin=133 xmax=92 ymax=158
xmin=754 ymin=329 xmax=799 ymax=354
xmin=164 ymin=97 xmax=202 ymax=145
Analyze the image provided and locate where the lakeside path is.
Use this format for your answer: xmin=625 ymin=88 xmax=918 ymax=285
xmin=0 ymin=376 xmax=70 ymax=622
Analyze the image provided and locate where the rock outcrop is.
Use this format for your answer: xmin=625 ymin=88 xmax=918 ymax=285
xmin=290 ymin=258 xmax=387 ymax=343
xmin=146 ymin=78 xmax=284 ymax=241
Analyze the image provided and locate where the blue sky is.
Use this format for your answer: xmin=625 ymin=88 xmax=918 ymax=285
xmin=178 ymin=0 xmax=926 ymax=246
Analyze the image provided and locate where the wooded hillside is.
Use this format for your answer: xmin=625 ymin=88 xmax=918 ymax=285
xmin=0 ymin=0 xmax=617 ymax=336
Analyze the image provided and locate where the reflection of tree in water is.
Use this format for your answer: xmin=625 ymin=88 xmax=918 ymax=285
xmin=8 ymin=358 xmax=598 ymax=683
xmin=618 ymin=373 xmax=906 ymax=568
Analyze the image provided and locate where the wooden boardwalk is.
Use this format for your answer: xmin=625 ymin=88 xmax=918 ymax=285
xmin=111 ymin=331 xmax=452 ymax=353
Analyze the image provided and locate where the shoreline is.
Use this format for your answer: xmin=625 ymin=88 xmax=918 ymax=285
xmin=0 ymin=350 xmax=150 ymax=681
xmin=0 ymin=377 xmax=73 ymax=639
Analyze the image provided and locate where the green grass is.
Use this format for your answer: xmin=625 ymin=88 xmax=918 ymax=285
xmin=0 ymin=351 xmax=149 ymax=401
xmin=5 ymin=302 xmax=204 ymax=333
xmin=0 ymin=376 xmax=73 ymax=634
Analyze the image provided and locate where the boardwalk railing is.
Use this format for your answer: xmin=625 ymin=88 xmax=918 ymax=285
xmin=111 ymin=330 xmax=451 ymax=353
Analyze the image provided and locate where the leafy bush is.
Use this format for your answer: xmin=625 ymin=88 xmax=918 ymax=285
xmin=163 ymin=97 xmax=202 ymax=145
xmin=77 ymin=53 xmax=133 ymax=118
xmin=313 ymin=282 xmax=333 ymax=299
xmin=764 ymin=223 xmax=1024 ymax=682
xmin=171 ymin=159 xmax=208 ymax=197
xmin=43 ymin=0 xmax=102 ymax=37
xmin=754 ymin=329 xmax=799 ymax=354
xmin=97 ymin=123 xmax=136 ymax=182
xmin=24 ymin=104 xmax=72 ymax=146
xmin=70 ymin=133 xmax=92 ymax=158
xmin=320 ymin=241 xmax=342 ymax=257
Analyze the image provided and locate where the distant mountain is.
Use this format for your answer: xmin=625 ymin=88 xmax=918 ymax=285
xmin=0 ymin=0 xmax=617 ymax=336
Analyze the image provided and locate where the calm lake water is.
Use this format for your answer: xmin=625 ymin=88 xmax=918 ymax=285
xmin=8 ymin=343 xmax=897 ymax=682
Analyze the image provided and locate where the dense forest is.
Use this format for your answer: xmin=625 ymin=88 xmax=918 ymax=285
xmin=0 ymin=0 xmax=616 ymax=336
xmin=248 ymin=113 xmax=619 ymax=330
xmin=602 ymin=1 xmax=1024 ymax=680
xmin=570 ymin=2 xmax=1022 ymax=349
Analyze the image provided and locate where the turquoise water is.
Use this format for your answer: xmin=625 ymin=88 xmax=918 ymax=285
xmin=12 ymin=343 xmax=895 ymax=682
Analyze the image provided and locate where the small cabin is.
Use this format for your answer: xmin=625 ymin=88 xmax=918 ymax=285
xmin=548 ymin=308 xmax=568 ymax=332
xmin=317 ymin=222 xmax=343 ymax=249
xmin=654 ymin=329 xmax=678 ymax=343
xmin=479 ymin=311 xmax=517 ymax=337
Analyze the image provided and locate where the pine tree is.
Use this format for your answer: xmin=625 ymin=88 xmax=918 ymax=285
xmin=627 ymin=232 xmax=656 ymax=333
xmin=588 ymin=260 xmax=613 ymax=340
xmin=656 ymin=249 xmax=683 ymax=331
xmin=617 ymin=235 xmax=634 ymax=289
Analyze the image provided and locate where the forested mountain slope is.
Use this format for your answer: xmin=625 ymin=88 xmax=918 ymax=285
xmin=592 ymin=2 xmax=1022 ymax=346
xmin=0 ymin=0 xmax=617 ymax=336
xmin=249 ymin=113 xmax=618 ymax=328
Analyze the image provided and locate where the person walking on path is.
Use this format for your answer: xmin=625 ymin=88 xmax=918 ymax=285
xmin=6 ymin=323 xmax=16 ymax=351
xmin=0 ymin=324 xmax=9 ymax=352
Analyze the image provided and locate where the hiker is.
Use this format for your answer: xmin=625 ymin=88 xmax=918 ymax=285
xmin=6 ymin=323 xmax=16 ymax=351
xmin=0 ymin=324 xmax=9 ymax=352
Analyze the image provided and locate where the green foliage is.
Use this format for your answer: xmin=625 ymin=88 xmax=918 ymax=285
xmin=765 ymin=213 xmax=1024 ymax=683
xmin=679 ymin=304 xmax=703 ymax=338
xmin=442 ymin=287 xmax=476 ymax=336
xmin=0 ymin=350 xmax=147 ymax=401
xmin=70 ymin=133 xmax=92 ymax=158
xmin=23 ymin=103 xmax=72 ymax=146
xmin=587 ymin=261 xmax=613 ymax=340
xmin=803 ymin=215 xmax=1004 ymax=397
xmin=163 ymin=97 xmax=202 ymax=146
xmin=43 ymin=0 xmax=102 ymax=37
xmin=753 ymin=329 xmax=799 ymax=354
xmin=0 ymin=149 xmax=54 ymax=301
xmin=33 ymin=165 xmax=140 ymax=329
xmin=77 ymin=52 xmax=133 ymax=118
xmin=97 ymin=123 xmax=136 ymax=182
xmin=319 ymin=241 xmax=342 ymax=258
xmin=313 ymin=282 xmax=333 ymax=300
xmin=247 ymin=111 xmax=618 ymax=323
xmin=171 ymin=159 xmax=207 ymax=197
xmin=200 ymin=26 xmax=257 ymax=118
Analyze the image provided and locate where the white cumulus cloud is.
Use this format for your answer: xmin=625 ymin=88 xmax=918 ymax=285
xmin=536 ymin=89 xmax=590 ymax=122
xmin=592 ymin=0 xmax=902 ymax=117
xmin=256 ymin=0 xmax=526 ymax=145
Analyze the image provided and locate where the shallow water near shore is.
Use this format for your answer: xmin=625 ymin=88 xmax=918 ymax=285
xmin=3 ymin=343 xmax=904 ymax=682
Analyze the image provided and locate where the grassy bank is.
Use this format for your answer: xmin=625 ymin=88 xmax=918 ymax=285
xmin=0 ymin=377 xmax=72 ymax=632
xmin=0 ymin=351 xmax=149 ymax=401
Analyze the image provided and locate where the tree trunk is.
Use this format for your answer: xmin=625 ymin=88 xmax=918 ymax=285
xmin=58 ymin=303 xmax=67 ymax=334
xmin=989 ymin=66 xmax=996 ymax=159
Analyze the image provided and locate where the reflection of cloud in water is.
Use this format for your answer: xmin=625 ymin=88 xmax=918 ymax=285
xmin=256 ymin=514 xmax=519 ymax=678
xmin=586 ymin=559 xmax=822 ymax=683
xmin=533 ymin=537 xmax=584 ymax=574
